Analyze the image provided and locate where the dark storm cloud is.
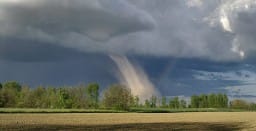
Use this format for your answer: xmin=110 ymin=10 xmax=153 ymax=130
xmin=0 ymin=37 xmax=87 ymax=62
xmin=1 ymin=0 xmax=256 ymax=62
xmin=0 ymin=0 xmax=155 ymax=61
xmin=0 ymin=0 xmax=155 ymax=40
xmin=0 ymin=54 xmax=116 ymax=87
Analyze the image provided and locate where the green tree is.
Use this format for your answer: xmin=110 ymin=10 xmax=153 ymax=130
xmin=191 ymin=95 xmax=199 ymax=108
xmin=35 ymin=86 xmax=47 ymax=108
xmin=180 ymin=99 xmax=187 ymax=108
xmin=212 ymin=93 xmax=229 ymax=108
xmin=161 ymin=96 xmax=167 ymax=108
xmin=249 ymin=103 xmax=256 ymax=111
xmin=208 ymin=93 xmax=216 ymax=108
xmin=85 ymin=83 xmax=99 ymax=108
xmin=102 ymin=84 xmax=131 ymax=110
xmin=223 ymin=94 xmax=228 ymax=108
xmin=16 ymin=85 xmax=31 ymax=108
xmin=0 ymin=87 xmax=18 ymax=107
xmin=199 ymin=94 xmax=208 ymax=108
xmin=0 ymin=81 xmax=22 ymax=107
xmin=25 ymin=86 xmax=47 ymax=108
xmin=216 ymin=93 xmax=223 ymax=108
xmin=134 ymin=96 xmax=139 ymax=107
xmin=130 ymin=96 xmax=140 ymax=107
xmin=0 ymin=90 xmax=4 ymax=107
xmin=3 ymin=81 xmax=22 ymax=92
xmin=68 ymin=84 xmax=88 ymax=108
xmin=144 ymin=99 xmax=151 ymax=108
xmin=44 ymin=87 xmax=58 ymax=109
xmin=57 ymin=88 xmax=73 ymax=109
xmin=169 ymin=97 xmax=180 ymax=109
xmin=150 ymin=95 xmax=157 ymax=108
xmin=0 ymin=83 xmax=2 ymax=106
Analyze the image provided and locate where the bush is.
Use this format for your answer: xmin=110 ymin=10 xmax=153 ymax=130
xmin=230 ymin=99 xmax=249 ymax=109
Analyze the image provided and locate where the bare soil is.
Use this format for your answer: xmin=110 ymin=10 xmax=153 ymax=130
xmin=1 ymin=112 xmax=255 ymax=130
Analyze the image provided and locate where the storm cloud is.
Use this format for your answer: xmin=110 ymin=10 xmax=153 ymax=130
xmin=1 ymin=0 xmax=256 ymax=101
xmin=0 ymin=0 xmax=155 ymax=61
xmin=0 ymin=0 xmax=256 ymax=62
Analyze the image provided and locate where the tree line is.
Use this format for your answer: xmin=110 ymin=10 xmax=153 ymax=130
xmin=190 ymin=94 xmax=228 ymax=108
xmin=0 ymin=81 xmax=256 ymax=111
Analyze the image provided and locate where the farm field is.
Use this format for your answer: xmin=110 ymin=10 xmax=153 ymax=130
xmin=1 ymin=112 xmax=256 ymax=130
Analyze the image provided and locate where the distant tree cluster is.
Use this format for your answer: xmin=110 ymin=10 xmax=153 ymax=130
xmin=1 ymin=81 xmax=256 ymax=111
xmin=167 ymin=97 xmax=186 ymax=109
xmin=190 ymin=93 xmax=228 ymax=108
xmin=0 ymin=81 xmax=100 ymax=109
xmin=0 ymin=81 xmax=136 ymax=110
xmin=230 ymin=99 xmax=256 ymax=110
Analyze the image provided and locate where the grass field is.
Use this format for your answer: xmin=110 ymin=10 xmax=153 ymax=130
xmin=0 ymin=108 xmax=247 ymax=113
xmin=0 ymin=108 xmax=127 ymax=113
xmin=1 ymin=112 xmax=256 ymax=130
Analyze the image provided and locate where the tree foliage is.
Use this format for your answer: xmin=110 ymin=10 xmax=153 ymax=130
xmin=230 ymin=99 xmax=249 ymax=109
xmin=169 ymin=97 xmax=180 ymax=109
xmin=144 ymin=99 xmax=150 ymax=108
xmin=180 ymin=99 xmax=187 ymax=108
xmin=190 ymin=93 xmax=228 ymax=108
xmin=150 ymin=96 xmax=157 ymax=108
xmin=85 ymin=83 xmax=99 ymax=108
xmin=0 ymin=81 xmax=100 ymax=109
xmin=1 ymin=80 xmax=256 ymax=111
xmin=0 ymin=81 xmax=22 ymax=107
xmin=102 ymin=84 xmax=131 ymax=110
xmin=161 ymin=96 xmax=167 ymax=108
xmin=3 ymin=81 xmax=22 ymax=92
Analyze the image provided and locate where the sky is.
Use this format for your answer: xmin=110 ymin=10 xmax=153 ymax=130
xmin=0 ymin=0 xmax=256 ymax=101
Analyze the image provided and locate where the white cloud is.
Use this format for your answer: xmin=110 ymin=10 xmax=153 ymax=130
xmin=206 ymin=0 xmax=256 ymax=60
xmin=220 ymin=15 xmax=232 ymax=32
xmin=187 ymin=0 xmax=203 ymax=8
xmin=225 ymin=85 xmax=256 ymax=103
xmin=231 ymin=38 xmax=245 ymax=59
xmin=226 ymin=85 xmax=256 ymax=96
xmin=206 ymin=0 xmax=256 ymax=30
xmin=193 ymin=70 xmax=256 ymax=83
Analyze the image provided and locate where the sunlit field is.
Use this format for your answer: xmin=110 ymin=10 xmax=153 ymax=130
xmin=1 ymin=112 xmax=256 ymax=130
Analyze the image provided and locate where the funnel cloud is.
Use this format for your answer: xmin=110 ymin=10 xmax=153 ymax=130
xmin=110 ymin=55 xmax=160 ymax=102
